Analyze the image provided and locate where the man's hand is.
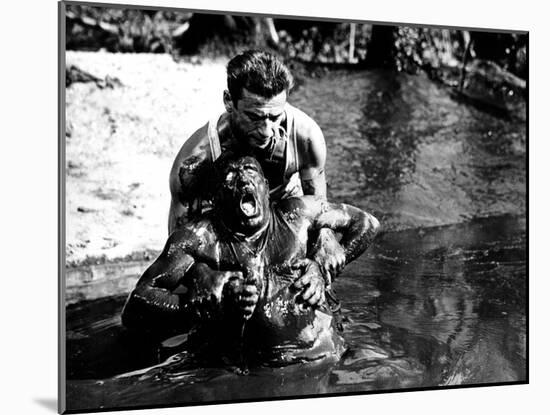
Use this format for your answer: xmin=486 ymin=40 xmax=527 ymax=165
xmin=311 ymin=228 xmax=346 ymax=285
xmin=188 ymin=263 xmax=237 ymax=300
xmin=185 ymin=264 xmax=244 ymax=320
xmin=222 ymin=275 xmax=260 ymax=320
xmin=291 ymin=258 xmax=326 ymax=306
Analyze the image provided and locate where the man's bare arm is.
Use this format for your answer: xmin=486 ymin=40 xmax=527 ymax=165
xmin=168 ymin=124 xmax=211 ymax=234
xmin=303 ymin=198 xmax=381 ymax=265
xmin=168 ymin=198 xmax=186 ymax=235
xmin=288 ymin=198 xmax=379 ymax=305
xmin=297 ymin=116 xmax=327 ymax=198
xmin=294 ymin=114 xmax=351 ymax=279
xmin=121 ymin=230 xmax=197 ymax=332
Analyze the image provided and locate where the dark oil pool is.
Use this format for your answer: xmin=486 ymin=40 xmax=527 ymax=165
xmin=65 ymin=214 xmax=526 ymax=411
xmin=65 ymin=68 xmax=526 ymax=411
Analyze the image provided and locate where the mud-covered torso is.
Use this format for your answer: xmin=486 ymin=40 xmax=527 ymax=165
xmin=184 ymin=198 xmax=309 ymax=269
xmin=245 ymin=268 xmax=344 ymax=364
xmin=185 ymin=200 xmax=344 ymax=364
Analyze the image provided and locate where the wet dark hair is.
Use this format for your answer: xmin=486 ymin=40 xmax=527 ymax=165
xmin=227 ymin=50 xmax=294 ymax=105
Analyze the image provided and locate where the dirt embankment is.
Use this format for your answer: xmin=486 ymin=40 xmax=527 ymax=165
xmin=65 ymin=51 xmax=228 ymax=266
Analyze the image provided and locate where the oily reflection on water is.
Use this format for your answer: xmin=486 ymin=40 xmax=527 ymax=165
xmin=292 ymin=69 xmax=525 ymax=231
xmin=66 ymin=215 xmax=526 ymax=411
xmin=332 ymin=214 xmax=526 ymax=393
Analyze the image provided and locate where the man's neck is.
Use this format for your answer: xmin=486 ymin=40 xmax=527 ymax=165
xmin=234 ymin=219 xmax=270 ymax=243
xmin=218 ymin=208 xmax=273 ymax=244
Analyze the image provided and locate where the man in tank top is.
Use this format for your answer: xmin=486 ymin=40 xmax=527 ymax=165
xmin=168 ymin=50 xmax=345 ymax=283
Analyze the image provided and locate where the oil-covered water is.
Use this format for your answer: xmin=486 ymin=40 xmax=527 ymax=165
xmin=66 ymin=215 xmax=525 ymax=410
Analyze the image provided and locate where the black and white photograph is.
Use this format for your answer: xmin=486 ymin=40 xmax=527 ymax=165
xmin=59 ymin=1 xmax=527 ymax=413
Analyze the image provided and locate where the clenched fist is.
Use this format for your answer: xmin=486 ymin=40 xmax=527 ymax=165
xmin=186 ymin=263 xmax=243 ymax=320
xmin=222 ymin=274 xmax=260 ymax=320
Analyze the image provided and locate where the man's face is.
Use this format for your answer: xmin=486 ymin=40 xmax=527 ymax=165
xmin=217 ymin=156 xmax=270 ymax=232
xmin=225 ymin=88 xmax=287 ymax=152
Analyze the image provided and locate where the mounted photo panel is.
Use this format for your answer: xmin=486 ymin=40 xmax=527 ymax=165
xmin=59 ymin=1 xmax=527 ymax=413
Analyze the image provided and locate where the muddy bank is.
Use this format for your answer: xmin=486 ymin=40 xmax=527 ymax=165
xmin=65 ymin=52 xmax=525 ymax=268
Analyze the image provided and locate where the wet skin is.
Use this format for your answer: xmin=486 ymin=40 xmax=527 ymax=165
xmin=124 ymin=157 xmax=379 ymax=362
xmin=223 ymin=89 xmax=288 ymax=153
xmin=168 ymin=88 xmax=346 ymax=279
xmin=168 ymin=89 xmax=328 ymax=228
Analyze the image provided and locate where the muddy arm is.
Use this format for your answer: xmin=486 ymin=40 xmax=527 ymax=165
xmin=121 ymin=232 xmax=197 ymax=333
xmin=169 ymin=154 xmax=214 ymax=232
xmin=168 ymin=197 xmax=187 ymax=236
xmin=338 ymin=206 xmax=380 ymax=264
xmin=307 ymin=199 xmax=380 ymax=265
xmin=168 ymin=124 xmax=213 ymax=234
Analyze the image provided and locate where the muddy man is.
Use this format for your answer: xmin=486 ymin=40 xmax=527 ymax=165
xmin=122 ymin=155 xmax=380 ymax=365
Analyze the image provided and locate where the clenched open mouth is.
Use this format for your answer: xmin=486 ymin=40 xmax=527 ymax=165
xmin=239 ymin=191 xmax=258 ymax=217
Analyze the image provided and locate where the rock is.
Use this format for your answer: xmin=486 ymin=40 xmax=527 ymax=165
xmin=66 ymin=64 xmax=122 ymax=89
xmin=77 ymin=206 xmax=96 ymax=213
xmin=458 ymin=59 xmax=526 ymax=121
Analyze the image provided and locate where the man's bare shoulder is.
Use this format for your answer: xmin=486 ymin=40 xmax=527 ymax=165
xmin=172 ymin=123 xmax=210 ymax=167
xmin=170 ymin=112 xmax=232 ymax=179
xmin=288 ymin=104 xmax=321 ymax=134
xmin=169 ymin=122 xmax=212 ymax=198
xmin=286 ymin=104 xmax=326 ymax=169
xmin=275 ymin=196 xmax=324 ymax=220
xmin=166 ymin=216 xmax=218 ymax=258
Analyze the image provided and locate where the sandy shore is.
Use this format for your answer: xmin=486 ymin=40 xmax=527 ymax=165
xmin=65 ymin=51 xmax=228 ymax=266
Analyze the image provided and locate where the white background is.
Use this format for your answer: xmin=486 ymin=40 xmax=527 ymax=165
xmin=0 ymin=0 xmax=546 ymax=414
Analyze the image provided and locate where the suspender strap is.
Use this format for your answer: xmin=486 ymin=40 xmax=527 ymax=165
xmin=207 ymin=115 xmax=222 ymax=161
xmin=292 ymin=109 xmax=299 ymax=173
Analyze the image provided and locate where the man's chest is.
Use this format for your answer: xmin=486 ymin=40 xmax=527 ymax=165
xmin=201 ymin=221 xmax=306 ymax=272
